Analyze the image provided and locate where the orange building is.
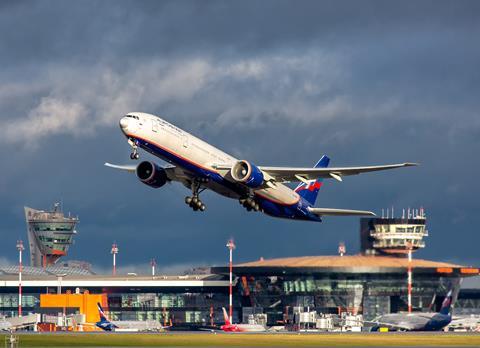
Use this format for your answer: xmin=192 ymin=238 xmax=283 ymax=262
xmin=40 ymin=292 xmax=107 ymax=323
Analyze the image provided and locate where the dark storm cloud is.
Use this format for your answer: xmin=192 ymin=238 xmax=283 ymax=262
xmin=0 ymin=1 xmax=479 ymax=279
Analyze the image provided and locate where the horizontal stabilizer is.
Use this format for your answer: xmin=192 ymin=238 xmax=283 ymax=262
xmin=308 ymin=207 xmax=375 ymax=217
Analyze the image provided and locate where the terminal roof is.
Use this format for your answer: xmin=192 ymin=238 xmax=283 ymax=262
xmin=237 ymin=255 xmax=463 ymax=268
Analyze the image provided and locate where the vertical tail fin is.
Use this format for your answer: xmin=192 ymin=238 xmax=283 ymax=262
xmin=97 ymin=302 xmax=109 ymax=322
xmin=222 ymin=307 xmax=231 ymax=325
xmin=294 ymin=155 xmax=330 ymax=205
xmin=439 ymin=290 xmax=453 ymax=315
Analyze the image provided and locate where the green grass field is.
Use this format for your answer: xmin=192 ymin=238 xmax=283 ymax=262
xmin=2 ymin=333 xmax=480 ymax=347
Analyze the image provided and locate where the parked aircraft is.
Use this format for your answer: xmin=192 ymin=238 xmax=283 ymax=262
xmin=220 ymin=307 xmax=266 ymax=332
xmin=369 ymin=290 xmax=454 ymax=331
xmin=95 ymin=303 xmax=168 ymax=332
xmin=106 ymin=112 xmax=416 ymax=221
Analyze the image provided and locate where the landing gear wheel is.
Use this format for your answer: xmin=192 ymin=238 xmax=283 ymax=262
xmin=240 ymin=196 xmax=260 ymax=212
xmin=130 ymin=151 xmax=139 ymax=160
xmin=186 ymin=180 xmax=208 ymax=212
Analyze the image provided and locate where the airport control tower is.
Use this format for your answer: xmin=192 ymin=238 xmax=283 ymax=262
xmin=360 ymin=207 xmax=428 ymax=256
xmin=24 ymin=203 xmax=79 ymax=267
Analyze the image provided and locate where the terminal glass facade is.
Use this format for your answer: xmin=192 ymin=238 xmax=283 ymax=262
xmin=233 ymin=271 xmax=460 ymax=323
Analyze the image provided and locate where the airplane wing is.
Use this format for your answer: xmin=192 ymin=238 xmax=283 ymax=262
xmin=308 ymin=207 xmax=375 ymax=217
xmin=212 ymin=162 xmax=417 ymax=183
xmin=258 ymin=162 xmax=417 ymax=183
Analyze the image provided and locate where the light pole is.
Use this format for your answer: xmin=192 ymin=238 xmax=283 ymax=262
xmin=111 ymin=243 xmax=119 ymax=276
xmin=56 ymin=273 xmax=67 ymax=294
xmin=16 ymin=240 xmax=24 ymax=317
xmin=407 ymin=241 xmax=413 ymax=313
xmin=151 ymin=258 xmax=156 ymax=277
xmin=226 ymin=239 xmax=236 ymax=323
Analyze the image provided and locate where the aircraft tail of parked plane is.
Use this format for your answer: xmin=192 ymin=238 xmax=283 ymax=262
xmin=95 ymin=303 xmax=118 ymax=331
xmin=222 ymin=307 xmax=231 ymax=326
xmin=439 ymin=290 xmax=453 ymax=315
xmin=294 ymin=155 xmax=330 ymax=205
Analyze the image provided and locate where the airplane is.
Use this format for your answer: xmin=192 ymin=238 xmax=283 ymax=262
xmin=95 ymin=303 xmax=168 ymax=332
xmin=220 ymin=307 xmax=266 ymax=332
xmin=369 ymin=290 xmax=454 ymax=331
xmin=106 ymin=112 xmax=417 ymax=221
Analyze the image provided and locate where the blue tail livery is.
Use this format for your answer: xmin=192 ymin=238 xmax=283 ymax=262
xmin=439 ymin=290 xmax=453 ymax=315
xmin=96 ymin=302 xmax=118 ymax=331
xmin=294 ymin=155 xmax=330 ymax=205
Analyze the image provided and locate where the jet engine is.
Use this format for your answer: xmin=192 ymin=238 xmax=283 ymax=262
xmin=230 ymin=160 xmax=264 ymax=188
xmin=136 ymin=161 xmax=168 ymax=188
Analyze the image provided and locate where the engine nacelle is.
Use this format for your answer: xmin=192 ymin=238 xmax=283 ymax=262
xmin=136 ymin=161 xmax=168 ymax=188
xmin=230 ymin=160 xmax=264 ymax=188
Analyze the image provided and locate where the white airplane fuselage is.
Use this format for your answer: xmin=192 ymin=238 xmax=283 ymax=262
xmin=120 ymin=112 xmax=319 ymax=221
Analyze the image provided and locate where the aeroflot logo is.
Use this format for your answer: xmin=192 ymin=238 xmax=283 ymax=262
xmin=442 ymin=297 xmax=451 ymax=308
xmin=297 ymin=181 xmax=322 ymax=192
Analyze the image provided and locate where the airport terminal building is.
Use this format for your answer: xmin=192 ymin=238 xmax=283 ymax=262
xmin=0 ymin=206 xmax=479 ymax=327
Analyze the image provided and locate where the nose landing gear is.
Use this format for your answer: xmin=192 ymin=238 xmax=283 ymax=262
xmin=130 ymin=151 xmax=139 ymax=160
xmin=128 ymin=138 xmax=140 ymax=160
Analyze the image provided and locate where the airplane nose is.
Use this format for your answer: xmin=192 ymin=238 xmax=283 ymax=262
xmin=119 ymin=117 xmax=129 ymax=130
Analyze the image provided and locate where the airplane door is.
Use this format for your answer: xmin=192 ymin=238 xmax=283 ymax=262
xmin=152 ymin=119 xmax=158 ymax=132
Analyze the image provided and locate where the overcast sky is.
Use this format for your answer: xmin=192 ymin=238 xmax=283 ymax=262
xmin=1 ymin=1 xmax=479 ymax=275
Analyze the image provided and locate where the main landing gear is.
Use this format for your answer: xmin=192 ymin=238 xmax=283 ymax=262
xmin=128 ymin=139 xmax=140 ymax=160
xmin=239 ymin=197 xmax=260 ymax=212
xmin=185 ymin=178 xmax=209 ymax=212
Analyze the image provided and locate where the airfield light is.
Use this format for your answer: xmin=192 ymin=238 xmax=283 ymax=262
xmin=151 ymin=258 xmax=156 ymax=277
xmin=407 ymin=241 xmax=413 ymax=314
xmin=111 ymin=243 xmax=119 ymax=276
xmin=16 ymin=240 xmax=24 ymax=317
xmin=338 ymin=242 xmax=346 ymax=257
xmin=226 ymin=239 xmax=236 ymax=323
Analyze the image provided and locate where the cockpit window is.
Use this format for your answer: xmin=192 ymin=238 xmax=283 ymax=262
xmin=125 ymin=115 xmax=140 ymax=120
